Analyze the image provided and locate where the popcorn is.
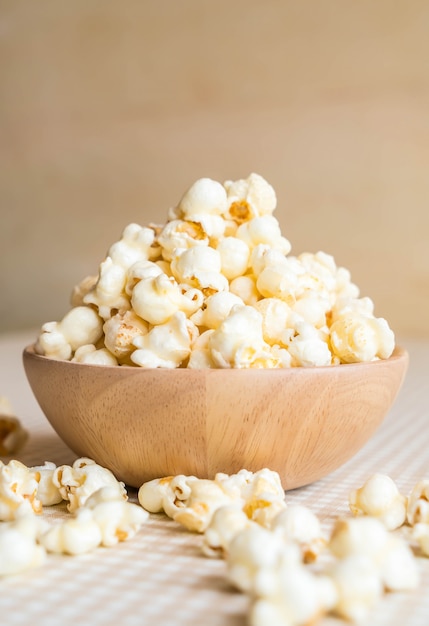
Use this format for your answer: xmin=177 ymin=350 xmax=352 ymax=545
xmin=83 ymin=487 xmax=149 ymax=547
xmin=0 ymin=459 xmax=41 ymax=521
xmin=131 ymin=311 xmax=196 ymax=368
xmin=412 ymin=523 xmax=429 ymax=557
xmin=31 ymin=461 xmax=63 ymax=506
xmin=0 ymin=396 xmax=28 ymax=456
xmin=40 ymin=507 xmax=103 ymax=556
xmin=138 ymin=474 xmax=198 ymax=516
xmin=223 ymin=173 xmax=277 ymax=222
xmin=349 ymin=473 xmax=407 ymax=530
xmin=0 ymin=516 xmax=47 ymax=576
xmin=35 ymin=306 xmax=104 ymax=360
xmin=53 ymin=457 xmax=127 ymax=513
xmin=407 ymin=480 xmax=429 ymax=525
xmin=272 ymin=504 xmax=326 ymax=562
xmin=35 ymin=172 xmax=396 ymax=368
xmin=202 ymin=504 xmax=254 ymax=558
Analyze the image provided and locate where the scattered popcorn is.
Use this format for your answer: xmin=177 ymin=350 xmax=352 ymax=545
xmin=0 ymin=515 xmax=48 ymax=576
xmin=0 ymin=396 xmax=28 ymax=455
xmin=31 ymin=461 xmax=63 ymax=506
xmin=40 ymin=507 xmax=103 ymax=556
xmin=412 ymin=523 xmax=429 ymax=557
xmin=349 ymin=473 xmax=407 ymax=530
xmin=407 ymin=479 xmax=429 ymax=525
xmin=34 ymin=173 xmax=395 ymax=367
xmin=0 ymin=459 xmax=41 ymax=521
xmin=202 ymin=504 xmax=254 ymax=558
xmin=53 ymin=457 xmax=127 ymax=513
xmin=272 ymin=504 xmax=326 ymax=562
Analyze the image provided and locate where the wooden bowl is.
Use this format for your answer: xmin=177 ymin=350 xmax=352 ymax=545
xmin=22 ymin=345 xmax=408 ymax=490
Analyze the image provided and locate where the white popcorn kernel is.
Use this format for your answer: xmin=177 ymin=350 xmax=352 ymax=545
xmin=216 ymin=236 xmax=250 ymax=280
xmin=412 ymin=523 xmax=429 ymax=557
xmin=30 ymin=461 xmax=63 ymax=506
xmin=272 ymin=505 xmax=326 ymax=562
xmin=224 ymin=173 xmax=277 ymax=222
xmin=40 ymin=507 xmax=102 ymax=555
xmin=53 ymin=457 xmax=127 ymax=513
xmin=349 ymin=473 xmax=407 ymax=530
xmin=252 ymin=559 xmax=338 ymax=626
xmin=131 ymin=272 xmax=184 ymax=325
xmin=83 ymin=257 xmax=130 ymax=320
xmin=236 ymin=215 xmax=291 ymax=255
xmin=0 ymin=517 xmax=47 ymax=576
xmin=103 ymin=310 xmax=149 ymax=361
xmin=226 ymin=524 xmax=288 ymax=593
xmin=190 ymin=292 xmax=245 ymax=330
xmin=124 ymin=259 xmax=165 ymax=296
xmin=138 ymin=475 xmax=198 ymax=516
xmin=0 ymin=459 xmax=41 ymax=521
xmin=329 ymin=554 xmax=383 ymax=622
xmin=35 ymin=306 xmax=104 ymax=360
xmin=108 ymin=223 xmax=158 ymax=269
xmin=131 ymin=311 xmax=195 ymax=369
xmin=177 ymin=177 xmax=228 ymax=218
xmin=71 ymin=344 xmax=118 ymax=366
xmin=187 ymin=329 xmax=217 ymax=369
xmin=172 ymin=479 xmax=235 ymax=532
xmin=202 ymin=504 xmax=253 ymax=558
xmin=0 ymin=396 xmax=28 ymax=455
xmin=329 ymin=516 xmax=419 ymax=592
xmin=209 ymin=305 xmax=273 ymax=369
xmin=254 ymin=298 xmax=291 ymax=345
xmin=84 ymin=487 xmax=149 ymax=546
xmin=283 ymin=317 xmax=332 ymax=367
xmin=157 ymin=219 xmax=209 ymax=262
xmin=256 ymin=257 xmax=301 ymax=303
xmin=330 ymin=295 xmax=375 ymax=325
xmin=170 ymin=246 xmax=228 ymax=295
xmin=292 ymin=292 xmax=330 ymax=329
xmin=241 ymin=469 xmax=287 ymax=528
xmin=407 ymin=480 xmax=429 ymax=525
xmin=229 ymin=274 xmax=261 ymax=306
xmin=330 ymin=312 xmax=395 ymax=363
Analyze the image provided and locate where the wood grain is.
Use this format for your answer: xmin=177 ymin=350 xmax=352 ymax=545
xmin=22 ymin=345 xmax=409 ymax=489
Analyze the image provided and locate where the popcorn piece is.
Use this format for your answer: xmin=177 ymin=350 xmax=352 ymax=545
xmin=170 ymin=246 xmax=229 ymax=295
xmin=209 ymin=305 xmax=275 ymax=369
xmin=282 ymin=317 xmax=332 ymax=367
xmin=0 ymin=459 xmax=41 ymax=521
xmin=138 ymin=474 xmax=195 ymax=515
xmin=131 ymin=311 xmax=195 ymax=368
xmin=407 ymin=480 xmax=429 ymax=525
xmin=70 ymin=274 xmax=98 ymax=307
xmin=103 ymin=310 xmax=149 ymax=361
xmin=172 ymin=479 xmax=234 ymax=532
xmin=190 ymin=292 xmax=245 ymax=330
xmin=0 ymin=516 xmax=47 ymax=576
xmin=202 ymin=504 xmax=254 ymax=558
xmin=251 ymin=557 xmax=338 ymax=626
xmin=35 ymin=306 xmax=104 ymax=360
xmin=329 ymin=516 xmax=419 ymax=592
xmin=107 ymin=223 xmax=159 ymax=269
xmin=223 ymin=173 xmax=277 ymax=223
xmin=187 ymin=329 xmax=216 ymax=369
xmin=31 ymin=461 xmax=63 ymax=506
xmin=412 ymin=523 xmax=429 ymax=557
xmin=157 ymin=219 xmax=209 ymax=262
xmin=254 ymin=297 xmax=291 ymax=346
xmin=40 ymin=507 xmax=102 ymax=555
xmin=131 ymin=272 xmax=198 ymax=325
xmin=236 ymin=215 xmax=291 ymax=256
xmin=83 ymin=257 xmax=130 ymax=320
xmin=241 ymin=468 xmax=287 ymax=528
xmin=176 ymin=177 xmax=228 ymax=218
xmin=330 ymin=312 xmax=395 ymax=363
xmin=53 ymin=457 xmax=127 ymax=513
xmin=216 ymin=236 xmax=250 ymax=280
xmin=329 ymin=554 xmax=383 ymax=622
xmin=226 ymin=524 xmax=290 ymax=593
xmin=71 ymin=344 xmax=118 ymax=366
xmin=84 ymin=486 xmax=149 ymax=546
xmin=272 ymin=504 xmax=326 ymax=562
xmin=229 ymin=274 xmax=261 ymax=307
xmin=0 ymin=396 xmax=28 ymax=455
xmin=349 ymin=473 xmax=407 ymax=530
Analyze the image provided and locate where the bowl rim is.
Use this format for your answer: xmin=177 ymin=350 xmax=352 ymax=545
xmin=23 ymin=343 xmax=408 ymax=373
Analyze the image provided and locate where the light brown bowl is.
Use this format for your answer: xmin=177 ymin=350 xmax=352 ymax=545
xmin=22 ymin=345 xmax=408 ymax=490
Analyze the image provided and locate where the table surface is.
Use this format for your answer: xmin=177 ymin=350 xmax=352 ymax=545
xmin=1 ymin=330 xmax=428 ymax=626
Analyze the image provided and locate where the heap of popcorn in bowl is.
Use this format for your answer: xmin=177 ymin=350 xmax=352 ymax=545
xmin=34 ymin=173 xmax=395 ymax=367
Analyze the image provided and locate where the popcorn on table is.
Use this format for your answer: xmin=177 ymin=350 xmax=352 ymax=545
xmin=0 ymin=396 xmax=28 ymax=456
xmin=34 ymin=173 xmax=395 ymax=368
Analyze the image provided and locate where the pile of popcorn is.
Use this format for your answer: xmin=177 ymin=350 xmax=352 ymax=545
xmin=2 ymin=455 xmax=429 ymax=625
xmin=34 ymin=173 xmax=395 ymax=368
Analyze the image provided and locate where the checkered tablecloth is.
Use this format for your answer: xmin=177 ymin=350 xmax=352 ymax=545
xmin=1 ymin=331 xmax=428 ymax=626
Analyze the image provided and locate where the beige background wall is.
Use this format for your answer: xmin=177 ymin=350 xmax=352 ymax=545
xmin=1 ymin=0 xmax=428 ymax=337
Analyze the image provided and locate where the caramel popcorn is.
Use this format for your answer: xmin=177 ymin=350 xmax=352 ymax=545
xmin=34 ymin=173 xmax=395 ymax=368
